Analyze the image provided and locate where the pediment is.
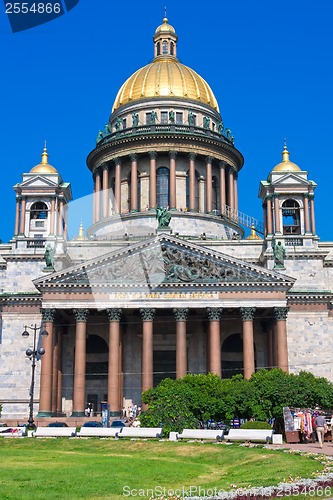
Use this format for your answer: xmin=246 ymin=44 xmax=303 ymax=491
xmin=271 ymin=173 xmax=311 ymax=187
xmin=20 ymin=175 xmax=58 ymax=189
xmin=34 ymin=235 xmax=295 ymax=293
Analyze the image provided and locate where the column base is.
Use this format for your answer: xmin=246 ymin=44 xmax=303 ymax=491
xmin=71 ymin=411 xmax=86 ymax=417
xmin=37 ymin=411 xmax=52 ymax=417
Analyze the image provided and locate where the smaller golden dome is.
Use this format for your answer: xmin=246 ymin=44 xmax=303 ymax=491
xmin=272 ymin=143 xmax=301 ymax=172
xmin=30 ymin=146 xmax=58 ymax=174
xmin=246 ymin=224 xmax=262 ymax=240
xmin=155 ymin=17 xmax=175 ymax=34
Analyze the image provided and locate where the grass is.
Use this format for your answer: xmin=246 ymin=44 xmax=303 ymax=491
xmin=0 ymin=439 xmax=332 ymax=499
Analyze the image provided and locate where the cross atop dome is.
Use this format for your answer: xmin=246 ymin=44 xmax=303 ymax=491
xmin=153 ymin=15 xmax=178 ymax=59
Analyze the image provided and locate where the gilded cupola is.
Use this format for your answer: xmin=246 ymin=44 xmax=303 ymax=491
xmin=112 ymin=17 xmax=219 ymax=111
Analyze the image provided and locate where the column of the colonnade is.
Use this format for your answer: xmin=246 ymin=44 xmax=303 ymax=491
xmin=14 ymin=196 xmax=20 ymax=236
xmin=189 ymin=153 xmax=196 ymax=211
xmin=102 ymin=165 xmax=109 ymax=218
xmin=49 ymin=197 xmax=56 ymax=235
xmin=19 ymin=196 xmax=26 ymax=235
xmin=72 ymin=309 xmax=89 ymax=416
xmin=38 ymin=308 xmax=56 ymax=416
xmin=140 ymin=308 xmax=155 ymax=395
xmin=309 ymin=194 xmax=316 ymax=235
xmin=274 ymin=307 xmax=289 ymax=372
xmin=240 ymin=307 xmax=256 ymax=379
xmin=206 ymin=157 xmax=213 ymax=213
xmin=173 ymin=308 xmax=188 ymax=378
xmin=303 ymin=194 xmax=311 ymax=234
xmin=130 ymin=154 xmax=138 ymax=212
xmin=273 ymin=195 xmax=281 ymax=233
xmin=94 ymin=171 xmax=101 ymax=223
xmin=228 ymin=168 xmax=235 ymax=210
xmin=266 ymin=196 xmax=273 ymax=235
xmin=149 ymin=152 xmax=157 ymax=209
xmin=51 ymin=326 xmax=59 ymax=415
xmin=107 ymin=308 xmax=122 ymax=416
xmin=169 ymin=152 xmax=177 ymax=209
xmin=207 ymin=308 xmax=222 ymax=377
xmin=114 ymin=159 xmax=121 ymax=214
xmin=219 ymin=162 xmax=226 ymax=212
xmin=233 ymin=172 xmax=238 ymax=213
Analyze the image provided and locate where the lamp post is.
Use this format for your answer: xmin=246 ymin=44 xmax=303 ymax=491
xmin=22 ymin=324 xmax=48 ymax=428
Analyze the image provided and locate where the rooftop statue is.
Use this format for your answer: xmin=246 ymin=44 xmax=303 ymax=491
xmin=132 ymin=112 xmax=139 ymax=127
xmin=44 ymin=245 xmax=54 ymax=270
xmin=169 ymin=110 xmax=175 ymax=124
xmin=273 ymin=241 xmax=286 ymax=269
xmin=156 ymin=207 xmax=171 ymax=228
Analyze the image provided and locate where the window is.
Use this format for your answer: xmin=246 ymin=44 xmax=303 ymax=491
xmin=146 ymin=112 xmax=152 ymax=124
xmin=161 ymin=111 xmax=168 ymax=124
xmin=122 ymin=118 xmax=127 ymax=129
xmin=176 ymin=112 xmax=183 ymax=124
xmin=162 ymin=41 xmax=168 ymax=54
xmin=35 ymin=221 xmax=44 ymax=228
xmin=30 ymin=201 xmax=48 ymax=220
xmin=282 ymin=199 xmax=301 ymax=235
xmin=170 ymin=42 xmax=174 ymax=56
xmin=156 ymin=167 xmax=169 ymax=207
xmin=156 ymin=42 xmax=160 ymax=56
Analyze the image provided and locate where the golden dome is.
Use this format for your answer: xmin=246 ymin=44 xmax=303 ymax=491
xmin=113 ymin=58 xmax=219 ymax=111
xmin=30 ymin=146 xmax=58 ymax=174
xmin=155 ymin=17 xmax=175 ymax=33
xmin=272 ymin=144 xmax=301 ymax=173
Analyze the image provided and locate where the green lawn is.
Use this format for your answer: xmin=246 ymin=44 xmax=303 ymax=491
xmin=0 ymin=439 xmax=332 ymax=499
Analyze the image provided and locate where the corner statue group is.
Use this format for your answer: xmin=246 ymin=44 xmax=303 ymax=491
xmin=156 ymin=207 xmax=171 ymax=228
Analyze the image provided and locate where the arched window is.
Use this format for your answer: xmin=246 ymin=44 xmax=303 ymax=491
xmin=282 ymin=199 xmax=301 ymax=235
xmin=156 ymin=167 xmax=169 ymax=207
xmin=156 ymin=42 xmax=161 ymax=56
xmin=170 ymin=42 xmax=174 ymax=56
xmin=162 ymin=41 xmax=168 ymax=55
xmin=30 ymin=201 xmax=48 ymax=220
xmin=186 ymin=169 xmax=200 ymax=211
xmin=212 ymin=176 xmax=218 ymax=212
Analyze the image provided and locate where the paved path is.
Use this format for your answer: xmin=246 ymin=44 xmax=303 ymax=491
xmin=273 ymin=441 xmax=333 ymax=455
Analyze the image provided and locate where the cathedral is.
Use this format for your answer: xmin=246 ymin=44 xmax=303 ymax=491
xmin=0 ymin=17 xmax=332 ymax=422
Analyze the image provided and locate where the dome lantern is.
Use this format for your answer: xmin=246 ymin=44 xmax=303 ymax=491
xmin=153 ymin=16 xmax=178 ymax=60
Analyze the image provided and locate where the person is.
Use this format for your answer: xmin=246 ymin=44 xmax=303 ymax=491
xmin=314 ymin=412 xmax=327 ymax=448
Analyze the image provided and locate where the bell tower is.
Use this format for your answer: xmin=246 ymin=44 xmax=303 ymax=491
xmin=259 ymin=143 xmax=317 ymax=247
xmin=13 ymin=146 xmax=72 ymax=243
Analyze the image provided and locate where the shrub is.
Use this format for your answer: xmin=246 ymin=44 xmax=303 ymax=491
xmin=240 ymin=420 xmax=272 ymax=430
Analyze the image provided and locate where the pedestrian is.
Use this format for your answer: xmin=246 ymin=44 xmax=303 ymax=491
xmin=314 ymin=412 xmax=327 ymax=448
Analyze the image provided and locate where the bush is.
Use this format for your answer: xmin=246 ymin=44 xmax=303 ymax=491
xmin=240 ymin=421 xmax=272 ymax=430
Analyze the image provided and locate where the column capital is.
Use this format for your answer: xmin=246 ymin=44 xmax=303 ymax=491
xmin=102 ymin=163 xmax=109 ymax=171
xmin=308 ymin=193 xmax=315 ymax=200
xmin=41 ymin=308 xmax=56 ymax=323
xmin=273 ymin=193 xmax=280 ymax=200
xmin=130 ymin=154 xmax=138 ymax=162
xmin=240 ymin=307 xmax=256 ymax=321
xmin=73 ymin=308 xmax=89 ymax=322
xmin=303 ymin=192 xmax=309 ymax=199
xmin=205 ymin=156 xmax=213 ymax=164
xmin=228 ymin=166 xmax=237 ymax=175
xmin=219 ymin=161 xmax=228 ymax=169
xmin=140 ymin=308 xmax=156 ymax=321
xmin=207 ymin=307 xmax=223 ymax=320
xmin=266 ymin=195 xmax=273 ymax=201
xmin=106 ymin=308 xmax=122 ymax=322
xmin=169 ymin=151 xmax=177 ymax=160
xmin=148 ymin=151 xmax=157 ymax=160
xmin=113 ymin=157 xmax=122 ymax=166
xmin=189 ymin=153 xmax=197 ymax=161
xmin=173 ymin=308 xmax=189 ymax=321
xmin=273 ymin=306 xmax=289 ymax=321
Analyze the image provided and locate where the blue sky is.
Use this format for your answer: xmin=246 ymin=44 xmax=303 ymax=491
xmin=0 ymin=0 xmax=331 ymax=242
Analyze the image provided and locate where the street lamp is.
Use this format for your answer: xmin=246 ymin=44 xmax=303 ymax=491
xmin=22 ymin=324 xmax=48 ymax=428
